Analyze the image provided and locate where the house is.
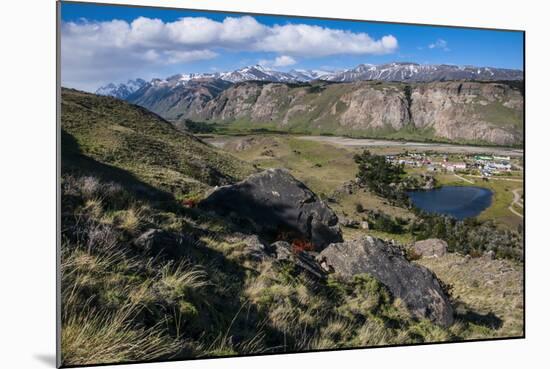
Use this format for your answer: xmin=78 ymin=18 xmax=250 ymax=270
xmin=442 ymin=162 xmax=467 ymax=172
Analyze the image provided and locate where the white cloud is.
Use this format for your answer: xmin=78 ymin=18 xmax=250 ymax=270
xmin=428 ymin=39 xmax=450 ymax=51
xmin=259 ymin=55 xmax=297 ymax=68
xmin=61 ymin=16 xmax=398 ymax=90
xmin=258 ymin=24 xmax=398 ymax=57
xmin=273 ymin=55 xmax=297 ymax=67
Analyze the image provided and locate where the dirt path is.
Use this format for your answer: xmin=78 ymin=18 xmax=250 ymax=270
xmin=508 ymin=188 xmax=524 ymax=218
xmin=298 ymin=136 xmax=524 ymax=156
xmin=466 ymin=175 xmax=524 ymax=182
xmin=454 ymin=173 xmax=474 ymax=184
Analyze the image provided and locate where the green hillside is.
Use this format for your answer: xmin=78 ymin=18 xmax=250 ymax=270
xmin=61 ymin=88 xmax=254 ymax=196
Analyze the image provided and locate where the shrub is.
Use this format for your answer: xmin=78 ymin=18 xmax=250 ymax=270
xmin=291 ymin=239 xmax=315 ymax=254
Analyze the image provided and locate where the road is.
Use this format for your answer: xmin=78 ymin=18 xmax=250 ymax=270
xmin=298 ymin=136 xmax=524 ymax=157
xmin=454 ymin=174 xmax=474 ymax=184
xmin=508 ymin=188 xmax=524 ymax=218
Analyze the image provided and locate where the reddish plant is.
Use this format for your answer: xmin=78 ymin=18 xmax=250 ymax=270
xmin=291 ymin=239 xmax=314 ymax=254
xmin=182 ymin=199 xmax=197 ymax=208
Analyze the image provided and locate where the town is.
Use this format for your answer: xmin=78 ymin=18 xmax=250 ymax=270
xmin=386 ymin=152 xmax=520 ymax=177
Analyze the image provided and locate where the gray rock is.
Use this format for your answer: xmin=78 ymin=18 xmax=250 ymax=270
xmin=339 ymin=218 xmax=360 ymax=228
xmin=483 ymin=250 xmax=496 ymax=260
xmin=412 ymin=238 xmax=448 ymax=258
xmin=271 ymin=241 xmax=327 ymax=279
xmin=320 ymin=236 xmax=454 ymax=327
xmin=360 ymin=221 xmax=370 ymax=230
xmin=134 ymin=229 xmax=188 ymax=258
xmin=272 ymin=241 xmax=293 ymax=261
xmin=237 ymin=234 xmax=270 ymax=261
xmin=200 ymin=169 xmax=343 ymax=250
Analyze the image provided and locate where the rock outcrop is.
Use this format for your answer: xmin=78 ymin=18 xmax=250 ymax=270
xmin=320 ymin=236 xmax=454 ymax=327
xmin=199 ymin=169 xmax=343 ymax=249
xmin=412 ymin=238 xmax=448 ymax=258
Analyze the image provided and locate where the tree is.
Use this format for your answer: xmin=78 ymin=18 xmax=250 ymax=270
xmin=354 ymin=150 xmax=405 ymax=198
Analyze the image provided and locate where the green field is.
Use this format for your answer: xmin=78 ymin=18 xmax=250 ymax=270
xmin=210 ymin=133 xmax=523 ymax=231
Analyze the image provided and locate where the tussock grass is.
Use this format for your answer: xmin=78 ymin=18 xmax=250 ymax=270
xmin=62 ymin=303 xmax=180 ymax=366
xmin=157 ymin=261 xmax=209 ymax=302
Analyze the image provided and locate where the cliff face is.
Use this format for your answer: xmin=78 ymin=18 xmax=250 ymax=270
xmin=140 ymin=80 xmax=524 ymax=146
xmin=128 ymin=79 xmax=523 ymax=145
xmin=127 ymin=78 xmax=233 ymax=122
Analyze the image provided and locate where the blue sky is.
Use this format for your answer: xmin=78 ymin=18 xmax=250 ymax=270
xmin=60 ymin=2 xmax=524 ymax=91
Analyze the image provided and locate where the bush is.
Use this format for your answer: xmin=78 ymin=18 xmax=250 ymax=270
xmin=291 ymin=239 xmax=315 ymax=254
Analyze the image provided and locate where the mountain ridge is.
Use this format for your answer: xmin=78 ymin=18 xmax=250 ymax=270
xmin=95 ymin=62 xmax=523 ymax=98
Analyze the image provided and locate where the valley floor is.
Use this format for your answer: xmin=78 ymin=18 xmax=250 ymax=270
xmin=203 ymin=133 xmax=524 ymax=229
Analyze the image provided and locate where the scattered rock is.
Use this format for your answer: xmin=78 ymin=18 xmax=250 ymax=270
xmin=272 ymin=241 xmax=292 ymax=261
xmin=483 ymin=250 xmax=496 ymax=260
xmin=320 ymin=236 xmax=454 ymax=327
xmin=412 ymin=238 xmax=448 ymax=258
xmin=134 ymin=228 xmax=188 ymax=258
xmin=271 ymin=241 xmax=327 ymax=279
xmin=238 ymin=234 xmax=271 ymax=261
xmin=339 ymin=218 xmax=360 ymax=228
xmin=200 ymin=169 xmax=343 ymax=250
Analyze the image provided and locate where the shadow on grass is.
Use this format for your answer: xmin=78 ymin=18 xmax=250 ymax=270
xmin=62 ymin=129 xmax=175 ymax=202
xmin=457 ymin=310 xmax=503 ymax=330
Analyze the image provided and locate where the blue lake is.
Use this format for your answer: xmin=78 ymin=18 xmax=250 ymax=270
xmin=407 ymin=186 xmax=493 ymax=220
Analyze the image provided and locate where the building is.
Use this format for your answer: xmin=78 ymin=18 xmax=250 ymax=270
xmin=442 ymin=162 xmax=467 ymax=172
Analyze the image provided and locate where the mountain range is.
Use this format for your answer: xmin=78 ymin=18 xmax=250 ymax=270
xmin=96 ymin=62 xmax=523 ymax=99
xmin=92 ymin=62 xmax=524 ymax=146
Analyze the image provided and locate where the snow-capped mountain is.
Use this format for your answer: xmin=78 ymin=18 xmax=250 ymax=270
xmin=288 ymin=69 xmax=337 ymax=82
xmin=95 ymin=78 xmax=147 ymax=99
xmin=321 ymin=62 xmax=523 ymax=82
xmin=217 ymin=65 xmax=297 ymax=83
xmin=95 ymin=62 xmax=523 ymax=99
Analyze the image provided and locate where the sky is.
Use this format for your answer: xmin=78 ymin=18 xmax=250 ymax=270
xmin=60 ymin=2 xmax=524 ymax=92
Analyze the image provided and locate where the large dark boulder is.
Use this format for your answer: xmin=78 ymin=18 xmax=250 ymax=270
xmin=200 ymin=169 xmax=343 ymax=250
xmin=320 ymin=236 xmax=454 ymax=327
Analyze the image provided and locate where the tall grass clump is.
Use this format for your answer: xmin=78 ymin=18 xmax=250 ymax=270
xmin=61 ymin=302 xmax=181 ymax=366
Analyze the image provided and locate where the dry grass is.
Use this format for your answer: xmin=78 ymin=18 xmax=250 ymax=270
xmin=157 ymin=261 xmax=209 ymax=302
xmin=416 ymin=253 xmax=524 ymax=337
xmin=61 ymin=303 xmax=180 ymax=366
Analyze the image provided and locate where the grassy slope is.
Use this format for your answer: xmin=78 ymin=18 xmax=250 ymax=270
xmin=417 ymin=254 xmax=523 ymax=338
xmin=61 ymin=88 xmax=254 ymax=196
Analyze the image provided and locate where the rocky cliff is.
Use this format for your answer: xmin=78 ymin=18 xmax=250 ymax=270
xmin=191 ymin=80 xmax=523 ymax=145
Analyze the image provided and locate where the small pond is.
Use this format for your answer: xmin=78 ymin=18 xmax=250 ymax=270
xmin=407 ymin=186 xmax=493 ymax=220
